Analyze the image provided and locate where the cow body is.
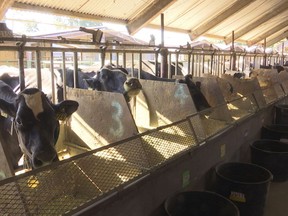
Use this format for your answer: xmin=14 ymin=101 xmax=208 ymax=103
xmin=0 ymin=80 xmax=79 ymax=170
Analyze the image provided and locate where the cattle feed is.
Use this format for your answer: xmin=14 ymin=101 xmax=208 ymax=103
xmin=22 ymin=92 xmax=44 ymax=120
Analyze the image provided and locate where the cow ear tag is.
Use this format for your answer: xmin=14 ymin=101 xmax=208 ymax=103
xmin=0 ymin=110 xmax=8 ymax=118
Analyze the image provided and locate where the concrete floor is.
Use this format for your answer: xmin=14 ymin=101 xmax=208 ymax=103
xmin=264 ymin=181 xmax=288 ymax=216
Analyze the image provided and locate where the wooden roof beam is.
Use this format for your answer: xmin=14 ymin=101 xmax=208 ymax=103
xmin=248 ymin=20 xmax=288 ymax=46
xmin=266 ymin=30 xmax=288 ymax=47
xmin=189 ymin=0 xmax=256 ymax=40
xmin=126 ymin=0 xmax=177 ymax=35
xmin=225 ymin=1 xmax=288 ymax=44
xmin=0 ymin=0 xmax=14 ymax=20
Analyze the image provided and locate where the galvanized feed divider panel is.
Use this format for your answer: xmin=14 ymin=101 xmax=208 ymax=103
xmin=219 ymin=74 xmax=265 ymax=118
xmin=252 ymin=69 xmax=285 ymax=104
xmin=0 ymin=69 xmax=284 ymax=215
xmin=279 ymin=70 xmax=288 ymax=94
xmin=134 ymin=79 xmax=197 ymax=130
xmin=65 ymin=87 xmax=139 ymax=153
xmin=187 ymin=76 xmax=234 ymax=143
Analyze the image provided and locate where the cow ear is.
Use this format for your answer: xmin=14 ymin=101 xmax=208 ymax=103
xmin=0 ymin=99 xmax=16 ymax=117
xmin=53 ymin=100 xmax=79 ymax=121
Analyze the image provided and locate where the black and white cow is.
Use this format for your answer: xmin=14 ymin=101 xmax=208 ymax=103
xmin=0 ymin=80 xmax=79 ymax=170
xmin=85 ymin=65 xmax=210 ymax=111
xmin=59 ymin=66 xmax=143 ymax=102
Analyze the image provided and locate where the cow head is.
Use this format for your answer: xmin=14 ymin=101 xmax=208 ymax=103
xmin=84 ymin=67 xmax=142 ymax=102
xmin=0 ymin=87 xmax=79 ymax=169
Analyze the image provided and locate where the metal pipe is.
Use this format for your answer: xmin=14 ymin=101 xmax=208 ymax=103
xmin=17 ymin=44 xmax=25 ymax=91
xmin=263 ymin=38 xmax=267 ymax=66
xmin=139 ymin=52 xmax=142 ymax=79
xmin=50 ymin=51 xmax=55 ymax=103
xmin=187 ymin=52 xmax=191 ymax=75
xmin=62 ymin=52 xmax=67 ymax=100
xmin=36 ymin=50 xmax=42 ymax=90
xmin=168 ymin=53 xmax=172 ymax=78
xmin=161 ymin=13 xmax=164 ymax=47
xmin=73 ymin=52 xmax=79 ymax=88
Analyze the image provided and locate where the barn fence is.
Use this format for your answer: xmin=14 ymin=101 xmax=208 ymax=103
xmin=0 ymin=35 xmax=287 ymax=91
xmin=0 ymin=35 xmax=288 ymax=215
xmin=0 ymin=57 xmax=287 ymax=214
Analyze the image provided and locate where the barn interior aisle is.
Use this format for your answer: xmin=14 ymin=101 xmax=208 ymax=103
xmin=0 ymin=0 xmax=287 ymax=215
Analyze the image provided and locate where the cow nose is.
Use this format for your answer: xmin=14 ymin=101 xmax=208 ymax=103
xmin=32 ymin=151 xmax=58 ymax=168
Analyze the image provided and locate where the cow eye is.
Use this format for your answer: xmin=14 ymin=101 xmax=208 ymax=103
xmin=15 ymin=117 xmax=22 ymax=126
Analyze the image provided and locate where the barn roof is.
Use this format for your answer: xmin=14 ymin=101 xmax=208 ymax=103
xmin=0 ymin=0 xmax=288 ymax=47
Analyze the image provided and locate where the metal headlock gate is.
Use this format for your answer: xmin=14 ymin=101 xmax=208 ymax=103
xmin=0 ymin=34 xmax=288 ymax=215
xmin=0 ymin=68 xmax=287 ymax=215
xmin=0 ymin=35 xmax=287 ymax=86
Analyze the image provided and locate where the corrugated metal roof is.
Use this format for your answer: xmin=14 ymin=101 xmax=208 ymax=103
xmin=1 ymin=0 xmax=288 ymax=46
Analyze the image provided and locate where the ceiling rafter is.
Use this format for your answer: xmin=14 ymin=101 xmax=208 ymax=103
xmin=0 ymin=0 xmax=14 ymax=20
xmin=224 ymin=1 xmax=288 ymax=44
xmin=11 ymin=2 xmax=127 ymax=25
xmin=266 ymin=30 xmax=288 ymax=47
xmin=189 ymin=0 xmax=256 ymax=41
xmin=248 ymin=20 xmax=288 ymax=46
xmin=126 ymin=0 xmax=177 ymax=35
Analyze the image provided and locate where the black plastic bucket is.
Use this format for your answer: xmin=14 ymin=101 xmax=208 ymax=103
xmin=164 ymin=191 xmax=239 ymax=216
xmin=274 ymin=104 xmax=288 ymax=124
xmin=212 ymin=162 xmax=272 ymax=216
xmin=251 ymin=139 xmax=288 ymax=182
xmin=261 ymin=124 xmax=288 ymax=140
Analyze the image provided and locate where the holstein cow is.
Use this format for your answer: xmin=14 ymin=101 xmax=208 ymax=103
xmin=85 ymin=65 xmax=211 ymax=111
xmin=0 ymin=80 xmax=79 ymax=170
xmin=126 ymin=67 xmax=211 ymax=111
xmin=59 ymin=66 xmax=143 ymax=102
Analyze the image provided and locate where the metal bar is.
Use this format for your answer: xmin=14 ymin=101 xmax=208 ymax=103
xmin=50 ymin=51 xmax=55 ymax=103
xmin=187 ymin=52 xmax=191 ymax=75
xmin=139 ymin=52 xmax=142 ymax=79
xmin=161 ymin=13 xmax=164 ymax=47
xmin=123 ymin=52 xmax=126 ymax=69
xmin=73 ymin=52 xmax=79 ymax=88
xmin=36 ymin=50 xmax=42 ymax=90
xmin=202 ymin=54 xmax=205 ymax=74
xmin=17 ymin=47 xmax=25 ymax=91
xmin=175 ymin=52 xmax=179 ymax=76
xmin=191 ymin=54 xmax=194 ymax=76
xmin=62 ymin=52 xmax=67 ymax=100
xmin=168 ymin=53 xmax=172 ymax=78
xmin=155 ymin=52 xmax=159 ymax=76
xmin=131 ymin=53 xmax=134 ymax=76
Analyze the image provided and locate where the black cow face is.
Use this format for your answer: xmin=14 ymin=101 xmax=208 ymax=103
xmin=0 ymin=87 xmax=79 ymax=169
xmin=99 ymin=68 xmax=127 ymax=93
xmin=84 ymin=67 xmax=142 ymax=102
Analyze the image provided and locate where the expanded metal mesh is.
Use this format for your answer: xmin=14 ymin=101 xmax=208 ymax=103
xmin=188 ymin=105 xmax=233 ymax=142
xmin=227 ymin=95 xmax=258 ymax=120
xmin=0 ymin=118 xmax=198 ymax=215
